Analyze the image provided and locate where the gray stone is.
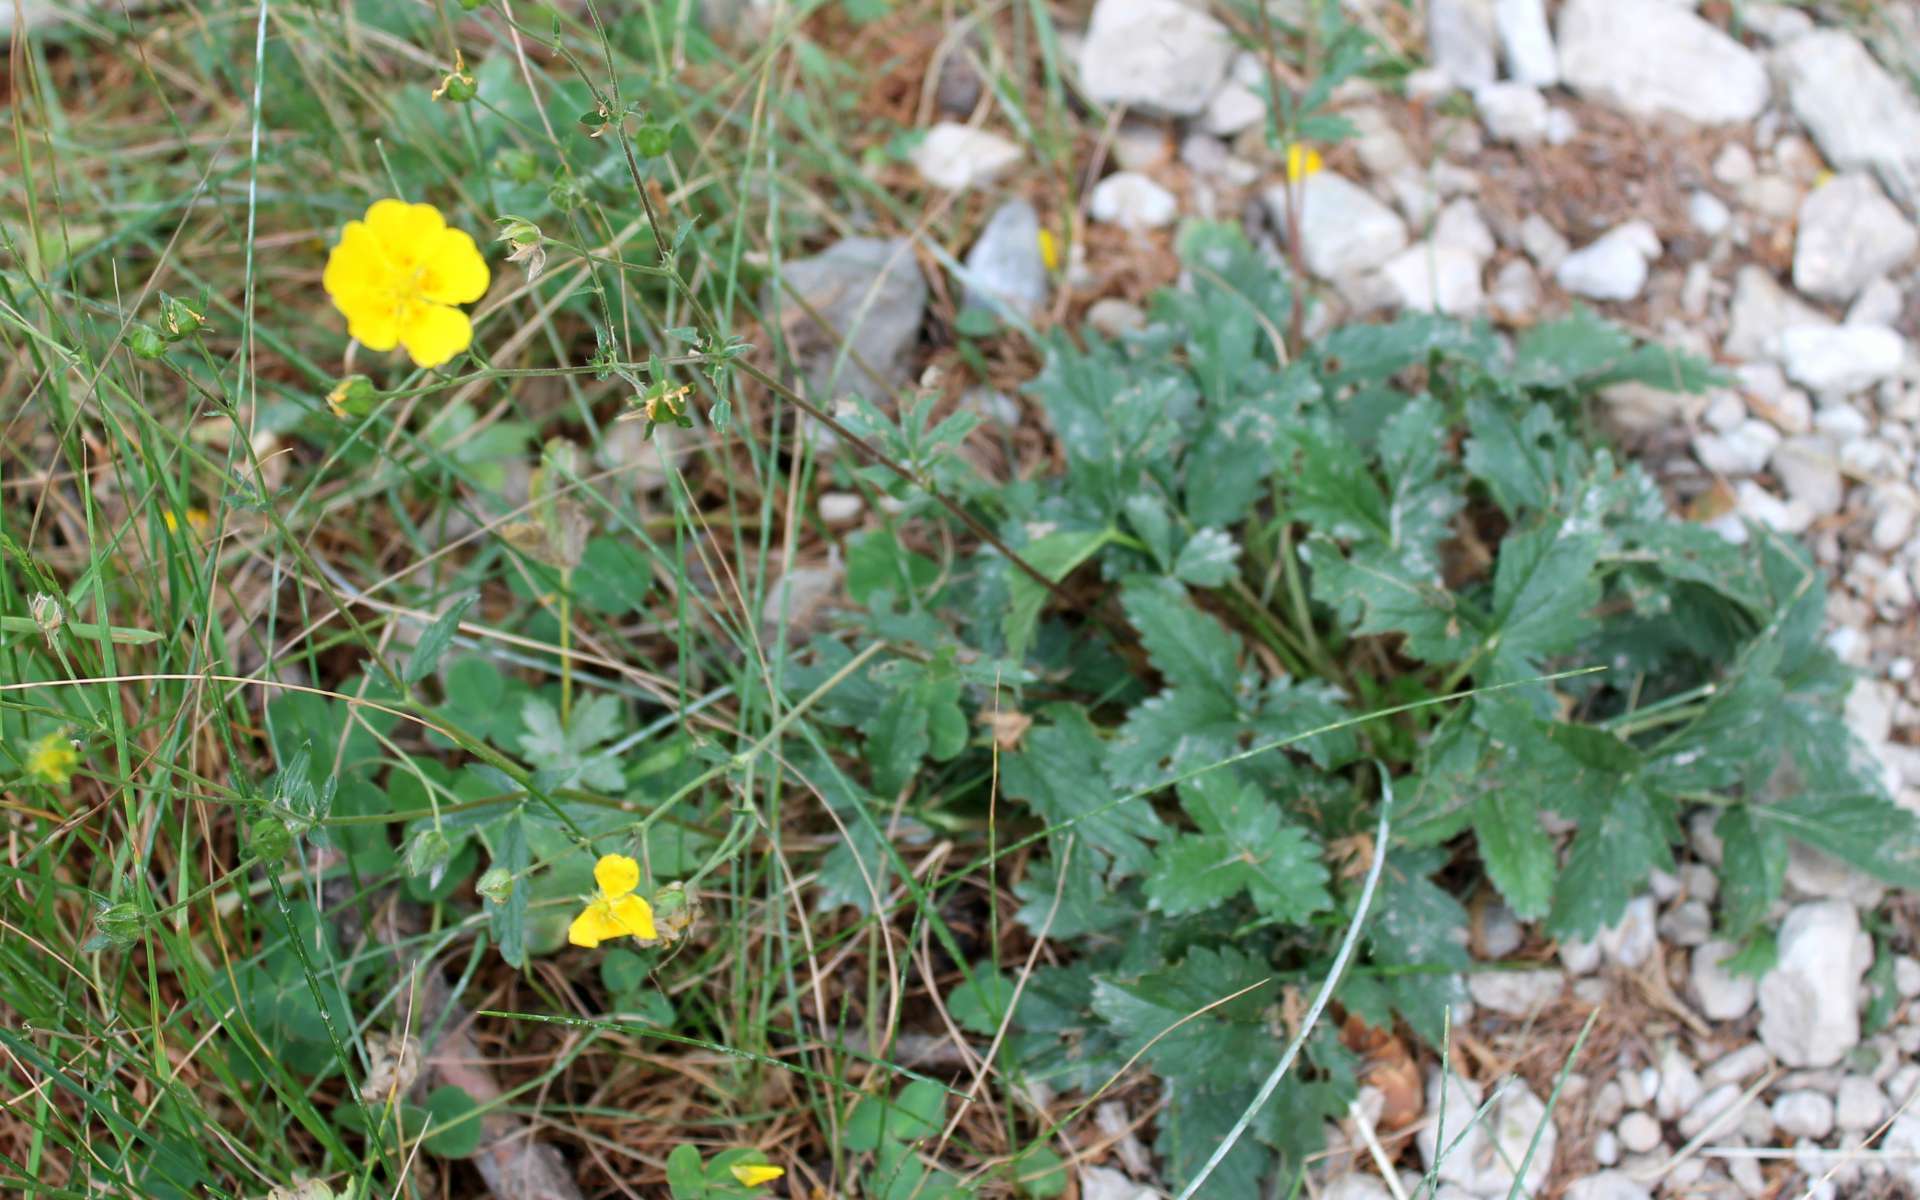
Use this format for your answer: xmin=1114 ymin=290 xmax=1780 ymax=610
xmin=1617 ymin=1111 xmax=1662 ymax=1154
xmin=1494 ymin=0 xmax=1558 ymax=86
xmin=1757 ymin=900 xmax=1868 ymax=1067
xmin=1774 ymin=325 xmax=1907 ymax=394
xmin=910 ymin=123 xmax=1022 ymax=191
xmin=1428 ymin=0 xmax=1498 ymax=89
xmin=1417 ymin=1072 xmax=1555 ymax=1199
xmin=1077 ymin=1165 xmax=1163 ymax=1200
xmin=1321 ymin=1176 xmax=1392 ymax=1200
xmin=1263 ymin=172 xmax=1409 ymax=280
xmin=1556 ymin=0 xmax=1768 ymax=125
xmin=1111 ymin=121 xmax=1171 ymax=172
xmin=1592 ymin=1129 xmax=1620 ymax=1166
xmin=1835 ymin=1076 xmax=1888 ymax=1132
xmin=1467 ymin=968 xmax=1564 ymax=1016
xmin=1078 ymin=0 xmax=1234 ymax=118
xmin=1741 ymin=3 xmax=1813 ymax=42
xmin=1655 ymin=1044 xmax=1704 ymax=1122
xmin=1200 ymin=53 xmax=1266 ymax=137
xmin=961 ymin=200 xmax=1048 ymax=320
xmin=1560 ymin=936 xmax=1602 ymax=975
xmin=1678 ymin=1082 xmax=1745 ymax=1140
xmin=1480 ymin=901 xmax=1525 ymax=959
xmin=1523 ymin=221 xmax=1574 ymax=282
xmin=1793 ymin=175 xmax=1919 ymax=303
xmin=1380 ymin=244 xmax=1486 ymax=316
xmin=1773 ymin=1090 xmax=1836 ymax=1140
xmin=1556 ymin=221 xmax=1661 ymax=301
xmin=1689 ymin=190 xmax=1732 ymax=237
xmin=1691 ymin=939 xmax=1758 ymax=1020
xmin=1086 ymin=298 xmax=1146 ymax=339
xmin=772 ymin=237 xmax=927 ymax=406
xmin=1847 ymin=277 xmax=1904 ymax=328
xmin=1894 ymin=955 xmax=1920 ymax=999
xmin=1597 ymin=895 xmax=1659 ymax=969
xmin=1476 ymin=82 xmax=1550 ymax=145
xmin=1694 ymin=420 xmax=1780 ymax=477
xmin=1777 ymin=31 xmax=1920 ymax=214
xmin=762 ymin=560 xmax=843 ymax=633
xmin=1090 ymin=171 xmax=1178 ymax=231
xmin=1703 ymin=1045 xmax=1770 ymax=1089
xmin=1657 ymin=900 xmax=1711 ymax=946
xmin=1886 ymin=1116 xmax=1920 ymax=1192
xmin=1725 ymin=266 xmax=1831 ymax=360
xmin=1563 ymin=1170 xmax=1652 ymax=1200
xmin=1770 ymin=436 xmax=1845 ymax=516
xmin=1489 ymin=258 xmax=1542 ymax=322
xmin=818 ymin=491 xmax=864 ymax=525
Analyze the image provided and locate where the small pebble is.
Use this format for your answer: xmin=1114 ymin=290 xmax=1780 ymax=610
xmin=1772 ymin=1090 xmax=1836 ymax=1140
xmin=1618 ymin=1110 xmax=1663 ymax=1154
xmin=1835 ymin=1076 xmax=1888 ymax=1132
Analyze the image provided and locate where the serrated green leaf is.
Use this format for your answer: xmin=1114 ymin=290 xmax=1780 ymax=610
xmin=1144 ymin=771 xmax=1329 ymax=921
xmin=1120 ymin=575 xmax=1243 ymax=700
xmin=1091 ymin=945 xmax=1275 ymax=1085
xmin=1717 ymin=806 xmax=1788 ymax=940
xmin=1174 ymin=527 xmax=1241 ymax=587
xmin=948 ymin=969 xmax=1016 ymax=1035
xmin=1755 ymin=790 xmax=1920 ymax=890
xmin=485 ymin=812 xmax=530 ymax=967
xmin=1001 ymin=706 xmax=1166 ymax=877
xmin=1474 ymin=788 xmax=1555 ymax=921
xmin=1005 ymin=526 xmax=1112 ymax=661
xmin=1482 ymin=525 xmax=1601 ymax=683
xmin=1156 ymin=1082 xmax=1273 ymax=1200
xmin=1549 ymin=784 xmax=1673 ymax=938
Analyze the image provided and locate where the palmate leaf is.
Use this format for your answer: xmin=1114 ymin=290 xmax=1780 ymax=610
xmin=1001 ymin=705 xmax=1167 ymax=879
xmin=1481 ymin=524 xmax=1601 ymax=685
xmin=1120 ymin=575 xmax=1243 ymax=701
xmin=1107 ymin=684 xmax=1247 ymax=792
xmin=1301 ymin=539 xmax=1471 ymax=663
xmin=1473 ymin=787 xmax=1555 ymax=921
xmin=1089 ymin=944 xmax=1276 ymax=1086
xmin=1364 ymin=848 xmax=1470 ymax=1046
xmin=1143 ymin=771 xmax=1330 ymax=921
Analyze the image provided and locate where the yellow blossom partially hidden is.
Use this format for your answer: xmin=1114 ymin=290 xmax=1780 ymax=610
xmin=26 ymin=733 xmax=77 ymax=788
xmin=1037 ymin=228 xmax=1060 ymax=273
xmin=730 ymin=1164 xmax=785 ymax=1188
xmin=568 ymin=853 xmax=658 ymax=948
xmin=162 ymin=508 xmax=211 ymax=535
xmin=1812 ymin=168 xmax=1836 ymax=191
xmin=1285 ymin=144 xmax=1323 ymax=184
xmin=323 ymin=199 xmax=490 ymax=369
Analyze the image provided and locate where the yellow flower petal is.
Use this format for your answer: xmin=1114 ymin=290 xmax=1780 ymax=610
xmin=25 ymin=733 xmax=76 ymax=788
xmin=322 ymin=221 xmax=388 ymax=307
xmin=605 ymin=893 xmax=657 ymax=941
xmin=1286 ymin=144 xmax=1323 ymax=184
xmin=364 ymin=198 xmax=447 ymax=264
xmin=398 ymin=303 xmax=472 ymax=368
xmin=593 ymin=853 xmax=641 ymax=900
xmin=568 ymin=899 xmax=622 ymax=948
xmin=418 ymin=227 xmax=491 ymax=305
xmin=347 ymin=303 xmax=402 ymax=353
xmin=729 ymin=1163 xmax=785 ymax=1188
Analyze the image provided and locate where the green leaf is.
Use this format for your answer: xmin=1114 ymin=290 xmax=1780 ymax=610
xmin=518 ymin=694 xmax=625 ymax=791
xmin=1010 ymin=1143 xmax=1069 ymax=1198
xmin=1120 ymin=575 xmax=1242 ymax=700
xmin=1482 ymin=525 xmax=1600 ymax=683
xmin=1001 ymin=706 xmax=1166 ymax=878
xmin=1144 ymin=771 xmax=1330 ymax=921
xmin=1173 ymin=528 xmax=1241 ymax=587
xmin=485 ymin=813 xmax=530 ymax=968
xmin=1301 ymin=539 xmax=1470 ymax=663
xmin=847 ymin=528 xmax=940 ymax=609
xmin=1158 ymin=1084 xmax=1274 ymax=1200
xmin=666 ymin=1143 xmax=706 ymax=1199
xmin=1473 ymin=788 xmax=1555 ymax=921
xmin=1091 ymin=945 xmax=1275 ymax=1086
xmin=404 ymin=593 xmax=478 ymax=685
xmin=1004 ymin=526 xmax=1112 ymax=661
xmin=1549 ymin=784 xmax=1672 ymax=938
xmin=572 ymin=537 xmax=651 ymax=614
xmin=846 ymin=1081 xmax=945 ymax=1151
xmin=1754 ymin=790 xmax=1920 ymax=890
xmin=421 ymin=1085 xmax=483 ymax=1158
xmin=949 ymin=970 xmax=1017 ymax=1035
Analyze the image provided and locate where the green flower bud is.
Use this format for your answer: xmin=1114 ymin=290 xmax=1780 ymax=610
xmin=476 ymin=866 xmax=514 ymax=903
xmin=91 ymin=900 xmax=143 ymax=949
xmin=159 ymin=293 xmax=207 ymax=339
xmin=405 ymin=828 xmax=453 ymax=884
xmin=127 ymin=324 xmax=168 ymax=360
xmin=325 ymin=374 xmax=380 ymax=420
xmin=249 ymin=815 xmax=293 ymax=861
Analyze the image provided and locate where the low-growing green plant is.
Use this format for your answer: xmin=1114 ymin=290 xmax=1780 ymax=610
xmin=791 ymin=224 xmax=1920 ymax=1196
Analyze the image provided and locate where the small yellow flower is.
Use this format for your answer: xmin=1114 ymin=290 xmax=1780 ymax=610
xmin=729 ymin=1163 xmax=785 ymax=1188
xmin=1037 ymin=228 xmax=1060 ymax=273
xmin=162 ymin=508 xmax=211 ymax=535
xmin=25 ymin=732 xmax=77 ymax=788
xmin=1285 ymin=144 xmax=1323 ymax=184
xmin=568 ymin=854 xmax=658 ymax=948
xmin=323 ymin=199 xmax=490 ymax=369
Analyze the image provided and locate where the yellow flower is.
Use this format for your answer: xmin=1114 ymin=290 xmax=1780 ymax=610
xmin=162 ymin=508 xmax=211 ymax=535
xmin=729 ymin=1163 xmax=785 ymax=1188
xmin=323 ymin=199 xmax=490 ymax=369
xmin=25 ymin=732 xmax=77 ymax=788
xmin=568 ymin=854 xmax=658 ymax=948
xmin=1037 ymin=228 xmax=1060 ymax=273
xmin=1285 ymin=144 xmax=1323 ymax=183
